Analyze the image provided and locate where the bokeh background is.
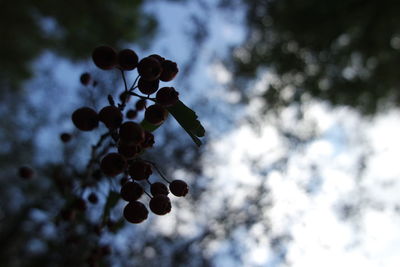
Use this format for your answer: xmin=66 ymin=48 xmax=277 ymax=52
xmin=2 ymin=0 xmax=400 ymax=266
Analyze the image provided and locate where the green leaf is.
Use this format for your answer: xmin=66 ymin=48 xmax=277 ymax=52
xmin=167 ymin=100 xmax=206 ymax=146
xmin=102 ymin=190 xmax=120 ymax=221
xmin=140 ymin=118 xmax=162 ymax=132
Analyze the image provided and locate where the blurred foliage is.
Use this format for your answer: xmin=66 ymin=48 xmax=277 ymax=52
xmin=225 ymin=0 xmax=400 ymax=114
xmin=0 ymin=0 xmax=156 ymax=90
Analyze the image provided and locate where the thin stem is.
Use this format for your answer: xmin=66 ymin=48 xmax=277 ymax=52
xmin=143 ymin=190 xmax=153 ymax=199
xmin=127 ymin=92 xmax=156 ymax=101
xmin=129 ymin=75 xmax=140 ymax=91
xmin=144 ymin=160 xmax=171 ymax=183
xmin=120 ymin=70 xmax=128 ymax=92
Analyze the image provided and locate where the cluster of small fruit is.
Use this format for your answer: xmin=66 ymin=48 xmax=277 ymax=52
xmin=70 ymin=45 xmax=188 ymax=224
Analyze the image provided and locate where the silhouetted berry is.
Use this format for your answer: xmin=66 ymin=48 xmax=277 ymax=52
xmin=141 ymin=131 xmax=155 ymax=148
xmin=119 ymin=121 xmax=145 ymax=145
xmin=92 ymin=46 xmax=117 ymax=70
xmin=119 ymin=91 xmax=131 ymax=103
xmin=156 ymin=87 xmax=179 ymax=107
xmin=71 ymin=107 xmax=99 ymax=131
xmin=60 ymin=133 xmax=72 ymax=143
xmin=138 ymin=78 xmax=159 ymax=95
xmin=100 ymin=153 xmax=127 ymax=177
xmin=123 ymin=201 xmax=148 ymax=223
xmin=80 ymin=72 xmax=91 ymax=85
xmin=18 ymin=166 xmax=34 ymax=179
xmin=169 ymin=180 xmax=189 ymax=197
xmin=150 ymin=182 xmax=169 ymax=196
xmin=88 ymin=193 xmax=98 ymax=204
xmin=135 ymin=99 xmax=146 ymax=111
xmin=137 ymin=57 xmax=162 ymax=81
xmin=149 ymin=195 xmax=171 ymax=215
xmin=120 ymin=182 xmax=144 ymax=202
xmin=99 ymin=106 xmax=123 ymax=129
xmin=144 ymin=104 xmax=168 ymax=125
xmin=117 ymin=49 xmax=138 ymax=70
xmin=118 ymin=143 xmax=141 ymax=159
xmin=149 ymin=54 xmax=165 ymax=63
xmin=128 ymin=160 xmax=152 ymax=180
xmin=126 ymin=109 xmax=137 ymax=119
xmin=159 ymin=60 xmax=179 ymax=82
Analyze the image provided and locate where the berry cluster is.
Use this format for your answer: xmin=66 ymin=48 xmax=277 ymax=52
xmin=71 ymin=45 xmax=190 ymax=224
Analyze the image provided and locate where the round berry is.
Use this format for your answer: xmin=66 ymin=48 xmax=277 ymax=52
xmin=88 ymin=193 xmax=98 ymax=204
xmin=123 ymin=201 xmax=148 ymax=224
xmin=148 ymin=54 xmax=165 ymax=63
xmin=126 ymin=109 xmax=137 ymax=119
xmin=159 ymin=60 xmax=179 ymax=82
xmin=141 ymin=131 xmax=155 ymax=149
xmin=80 ymin=72 xmax=91 ymax=85
xmin=135 ymin=99 xmax=146 ymax=111
xmin=100 ymin=153 xmax=127 ymax=177
xmin=117 ymin=49 xmax=139 ymax=70
xmin=118 ymin=143 xmax=140 ymax=159
xmin=156 ymin=87 xmax=179 ymax=107
xmin=128 ymin=160 xmax=152 ymax=180
xmin=60 ymin=133 xmax=72 ymax=143
xmin=137 ymin=57 xmax=162 ymax=81
xmin=169 ymin=180 xmax=189 ymax=197
xmin=71 ymin=107 xmax=99 ymax=131
xmin=138 ymin=78 xmax=159 ymax=95
xmin=149 ymin=195 xmax=171 ymax=215
xmin=144 ymin=104 xmax=168 ymax=125
xmin=18 ymin=166 xmax=34 ymax=179
xmin=150 ymin=182 xmax=169 ymax=196
xmin=120 ymin=182 xmax=144 ymax=202
xmin=99 ymin=106 xmax=123 ymax=129
xmin=92 ymin=46 xmax=117 ymax=70
xmin=119 ymin=91 xmax=131 ymax=103
xmin=119 ymin=122 xmax=145 ymax=145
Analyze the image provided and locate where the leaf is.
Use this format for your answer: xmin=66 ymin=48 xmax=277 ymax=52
xmin=140 ymin=118 xmax=162 ymax=132
xmin=167 ymin=100 xmax=206 ymax=146
xmin=102 ymin=190 xmax=120 ymax=221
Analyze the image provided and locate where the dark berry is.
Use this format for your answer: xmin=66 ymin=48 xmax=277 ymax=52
xmin=99 ymin=106 xmax=123 ymax=129
xmin=60 ymin=133 xmax=72 ymax=143
xmin=159 ymin=60 xmax=179 ymax=82
xmin=137 ymin=57 xmax=162 ymax=81
xmin=126 ymin=109 xmax=137 ymax=119
xmin=135 ymin=99 xmax=146 ymax=111
xmin=71 ymin=107 xmax=99 ymax=131
xmin=156 ymin=87 xmax=179 ymax=107
xmin=117 ymin=49 xmax=139 ymax=70
xmin=149 ymin=195 xmax=171 ymax=215
xmin=150 ymin=182 xmax=169 ymax=196
xmin=92 ymin=46 xmax=117 ymax=70
xmin=141 ymin=131 xmax=155 ymax=149
xmin=100 ymin=153 xmax=127 ymax=177
xmin=148 ymin=54 xmax=165 ymax=63
xmin=169 ymin=180 xmax=189 ymax=197
xmin=119 ymin=122 xmax=145 ymax=145
xmin=80 ymin=72 xmax=91 ymax=85
xmin=128 ymin=160 xmax=152 ymax=180
xmin=120 ymin=182 xmax=144 ymax=202
xmin=119 ymin=91 xmax=131 ymax=103
xmin=88 ymin=193 xmax=98 ymax=204
xmin=138 ymin=78 xmax=159 ymax=95
xmin=144 ymin=104 xmax=168 ymax=125
xmin=18 ymin=166 xmax=34 ymax=179
xmin=123 ymin=201 xmax=148 ymax=223
xmin=118 ymin=143 xmax=140 ymax=159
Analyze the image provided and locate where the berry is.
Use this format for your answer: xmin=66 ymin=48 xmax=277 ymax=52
xmin=18 ymin=166 xmax=34 ymax=179
xmin=118 ymin=143 xmax=140 ymax=159
xmin=148 ymin=54 xmax=165 ymax=63
xmin=120 ymin=182 xmax=144 ymax=202
xmin=169 ymin=180 xmax=189 ymax=197
xmin=126 ymin=109 xmax=137 ymax=119
xmin=156 ymin=87 xmax=179 ymax=107
xmin=99 ymin=106 xmax=123 ymax=129
xmin=119 ymin=91 xmax=131 ymax=103
xmin=144 ymin=104 xmax=168 ymax=125
xmin=149 ymin=195 xmax=171 ymax=215
xmin=92 ymin=46 xmax=117 ymax=70
xmin=135 ymin=99 xmax=146 ymax=111
xmin=141 ymin=131 xmax=155 ymax=149
xmin=123 ymin=201 xmax=148 ymax=223
xmin=100 ymin=153 xmax=127 ymax=177
xmin=60 ymin=133 xmax=72 ymax=143
xmin=119 ymin=122 xmax=145 ymax=145
xmin=138 ymin=78 xmax=159 ymax=95
xmin=117 ymin=49 xmax=139 ymax=70
xmin=71 ymin=107 xmax=99 ymax=131
xmin=128 ymin=160 xmax=152 ymax=180
xmin=137 ymin=57 xmax=162 ymax=81
xmin=88 ymin=193 xmax=98 ymax=204
xmin=159 ymin=60 xmax=178 ymax=82
xmin=150 ymin=182 xmax=169 ymax=196
xmin=80 ymin=72 xmax=91 ymax=85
